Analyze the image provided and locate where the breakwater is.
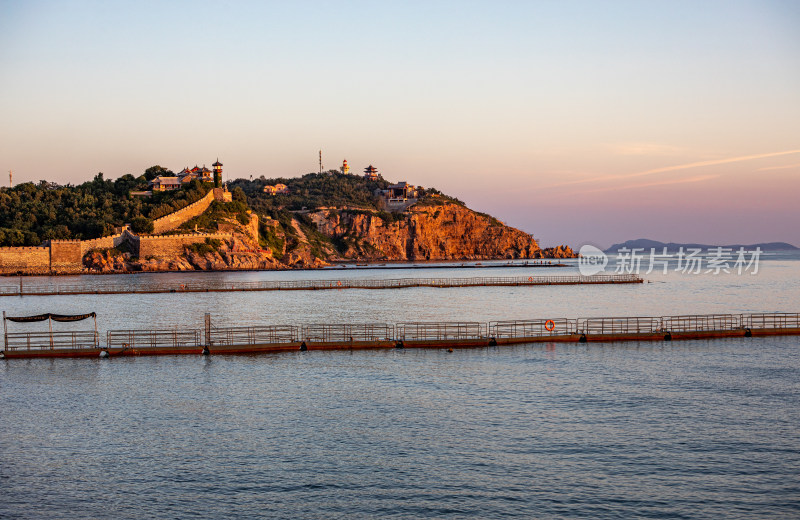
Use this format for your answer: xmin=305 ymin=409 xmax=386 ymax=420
xmin=3 ymin=312 xmax=798 ymax=359
xmin=329 ymin=261 xmax=569 ymax=270
xmin=0 ymin=274 xmax=642 ymax=297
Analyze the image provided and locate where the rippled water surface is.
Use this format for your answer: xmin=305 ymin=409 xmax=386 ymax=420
xmin=2 ymin=258 xmax=800 ymax=518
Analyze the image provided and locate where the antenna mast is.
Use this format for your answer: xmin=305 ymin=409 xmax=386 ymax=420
xmin=319 ymin=150 xmax=323 ymax=174
xmin=8 ymin=170 xmax=11 ymax=187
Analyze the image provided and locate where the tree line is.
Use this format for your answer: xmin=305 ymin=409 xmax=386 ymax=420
xmin=0 ymin=166 xmax=456 ymax=247
xmin=0 ymin=168 xmax=209 ymax=246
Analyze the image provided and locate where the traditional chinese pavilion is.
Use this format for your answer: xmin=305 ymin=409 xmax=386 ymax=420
xmin=364 ymin=165 xmax=379 ymax=181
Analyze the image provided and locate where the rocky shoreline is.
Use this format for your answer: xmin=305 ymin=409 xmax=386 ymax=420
xmin=3 ymin=200 xmax=576 ymax=276
xmin=75 ymin=201 xmax=576 ymax=275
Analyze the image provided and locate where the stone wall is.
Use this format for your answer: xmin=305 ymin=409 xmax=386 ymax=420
xmin=0 ymin=187 xmax=242 ymax=274
xmin=213 ymin=187 xmax=233 ymax=203
xmin=80 ymin=232 xmax=125 ymax=254
xmin=137 ymin=232 xmax=233 ymax=259
xmin=151 ymin=190 xmax=216 ymax=234
xmin=0 ymin=247 xmax=51 ymax=274
xmin=0 ymin=230 xmax=234 ymax=274
xmin=120 ymin=230 xmax=141 ymax=257
xmin=247 ymin=213 xmax=259 ymax=242
xmin=49 ymin=240 xmax=83 ymax=273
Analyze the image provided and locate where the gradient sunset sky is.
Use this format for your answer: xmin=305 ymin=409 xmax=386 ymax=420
xmin=1 ymin=1 xmax=798 ymax=247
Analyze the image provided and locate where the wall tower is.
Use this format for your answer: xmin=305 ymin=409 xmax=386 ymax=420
xmin=212 ymin=159 xmax=223 ymax=187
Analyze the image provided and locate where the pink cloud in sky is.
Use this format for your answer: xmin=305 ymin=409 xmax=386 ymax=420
xmin=541 ymin=150 xmax=800 ymax=190
xmin=463 ymin=150 xmax=800 ymax=248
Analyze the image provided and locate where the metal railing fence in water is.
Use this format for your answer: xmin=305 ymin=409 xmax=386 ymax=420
xmin=5 ymin=312 xmax=800 ymax=353
xmin=396 ymin=322 xmax=486 ymax=340
xmin=0 ymin=274 xmax=643 ymax=297
xmin=106 ymin=330 xmax=201 ymax=350
xmin=661 ymin=314 xmax=741 ymax=332
xmin=578 ymin=316 xmax=662 ymax=335
xmin=208 ymin=325 xmax=300 ymax=346
xmin=301 ymin=323 xmax=394 ymax=342
xmin=4 ymin=331 xmax=99 ymax=351
xmin=489 ymin=319 xmax=578 ymax=338
xmin=743 ymin=313 xmax=800 ymax=330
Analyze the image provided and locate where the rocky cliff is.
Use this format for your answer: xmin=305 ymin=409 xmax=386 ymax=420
xmin=3 ymin=169 xmax=577 ymax=275
xmin=308 ymin=202 xmax=550 ymax=261
xmin=82 ymin=197 xmax=574 ymax=273
xmin=83 ymin=235 xmax=281 ymax=273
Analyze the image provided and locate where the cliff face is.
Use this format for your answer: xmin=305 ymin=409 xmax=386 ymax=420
xmin=308 ymin=202 xmax=562 ymax=261
xmin=81 ymin=200 xmax=574 ymax=274
xmin=83 ymin=235 xmax=282 ymax=273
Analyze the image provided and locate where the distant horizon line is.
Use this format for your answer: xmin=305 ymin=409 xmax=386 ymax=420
xmin=601 ymin=238 xmax=798 ymax=251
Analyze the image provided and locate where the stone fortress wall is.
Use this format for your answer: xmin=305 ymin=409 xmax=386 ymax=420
xmin=131 ymin=231 xmax=233 ymax=259
xmin=151 ymin=189 xmax=216 ymax=234
xmin=49 ymin=241 xmax=83 ymax=272
xmin=0 ymin=187 xmax=252 ymax=274
xmin=0 ymin=246 xmax=51 ymax=274
xmin=151 ymin=187 xmax=233 ymax=234
xmin=79 ymin=233 xmax=126 ymax=255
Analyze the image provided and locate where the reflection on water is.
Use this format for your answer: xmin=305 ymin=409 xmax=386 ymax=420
xmin=2 ymin=258 xmax=799 ymax=333
xmin=1 ymin=259 xmax=799 ymax=518
xmin=1 ymin=338 xmax=799 ymax=518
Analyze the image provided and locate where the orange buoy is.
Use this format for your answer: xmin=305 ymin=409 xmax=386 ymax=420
xmin=545 ymin=319 xmax=555 ymax=331
xmin=527 ymin=276 xmax=533 ymax=282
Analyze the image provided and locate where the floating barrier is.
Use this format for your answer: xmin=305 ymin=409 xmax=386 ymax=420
xmin=2 ymin=312 xmax=799 ymax=359
xmin=4 ymin=330 xmax=100 ymax=352
xmin=106 ymin=330 xmax=202 ymax=355
xmin=0 ymin=274 xmax=642 ymax=297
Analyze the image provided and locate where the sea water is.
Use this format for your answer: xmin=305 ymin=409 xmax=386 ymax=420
xmin=1 ymin=258 xmax=799 ymax=518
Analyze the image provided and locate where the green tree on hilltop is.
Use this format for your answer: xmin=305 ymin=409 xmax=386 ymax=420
xmin=144 ymin=165 xmax=174 ymax=181
xmin=228 ymin=171 xmax=390 ymax=214
xmin=0 ymin=171 xmax=210 ymax=246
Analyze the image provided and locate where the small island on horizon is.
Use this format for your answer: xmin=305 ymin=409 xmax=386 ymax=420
xmin=605 ymin=238 xmax=798 ymax=253
xmin=0 ymin=160 xmax=575 ymax=275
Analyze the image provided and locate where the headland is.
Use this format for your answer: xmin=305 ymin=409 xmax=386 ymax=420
xmin=0 ymin=162 xmax=575 ymax=275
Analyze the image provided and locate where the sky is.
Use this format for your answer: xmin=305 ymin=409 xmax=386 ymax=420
xmin=1 ymin=0 xmax=798 ymax=248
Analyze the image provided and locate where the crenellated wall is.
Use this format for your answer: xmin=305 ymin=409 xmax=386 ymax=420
xmin=0 ymin=187 xmax=244 ymax=274
xmin=1 ymin=229 xmax=238 ymax=274
xmin=0 ymin=247 xmax=51 ymax=274
xmin=49 ymin=240 xmax=83 ymax=272
xmin=80 ymin=232 xmax=126 ymax=254
xmin=136 ymin=232 xmax=233 ymax=259
xmin=213 ymin=187 xmax=233 ymax=203
xmin=151 ymin=190 xmax=217 ymax=234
